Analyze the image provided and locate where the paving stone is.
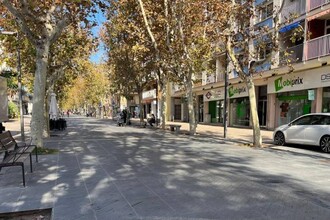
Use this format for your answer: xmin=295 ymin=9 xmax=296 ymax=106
xmin=2 ymin=116 xmax=330 ymax=219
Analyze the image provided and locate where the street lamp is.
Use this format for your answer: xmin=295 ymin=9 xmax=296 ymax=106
xmin=223 ymin=70 xmax=228 ymax=138
xmin=0 ymin=30 xmax=25 ymax=141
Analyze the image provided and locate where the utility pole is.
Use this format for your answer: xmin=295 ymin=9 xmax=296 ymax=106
xmin=223 ymin=70 xmax=228 ymax=139
xmin=17 ymin=32 xmax=25 ymax=141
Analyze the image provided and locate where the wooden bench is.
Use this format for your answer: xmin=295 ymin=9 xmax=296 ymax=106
xmin=0 ymin=131 xmax=38 ymax=187
xmin=168 ymin=124 xmax=181 ymax=133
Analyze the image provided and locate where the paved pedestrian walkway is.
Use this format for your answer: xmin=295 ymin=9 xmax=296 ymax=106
xmin=149 ymin=120 xmax=274 ymax=145
xmin=4 ymin=116 xmax=274 ymax=145
xmin=1 ymin=116 xmax=330 ymax=219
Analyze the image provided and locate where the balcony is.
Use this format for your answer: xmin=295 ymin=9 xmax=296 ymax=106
xmin=308 ymin=0 xmax=330 ymax=11
xmin=305 ymin=34 xmax=330 ymax=60
xmin=281 ymin=0 xmax=305 ymax=21
xmin=255 ymin=17 xmax=273 ymax=29
xmin=232 ymin=66 xmax=249 ymax=78
xmin=279 ymin=44 xmax=304 ymax=66
xmin=255 ymin=0 xmax=267 ymax=7
xmin=202 ymin=72 xmax=216 ymax=86
xmin=254 ymin=61 xmax=271 ymax=73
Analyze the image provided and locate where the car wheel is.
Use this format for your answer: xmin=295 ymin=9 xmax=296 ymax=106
xmin=274 ymin=131 xmax=285 ymax=146
xmin=320 ymin=135 xmax=330 ymax=153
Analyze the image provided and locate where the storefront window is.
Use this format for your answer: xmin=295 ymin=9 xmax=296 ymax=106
xmin=209 ymin=100 xmax=224 ymax=123
xmin=216 ymin=100 xmax=224 ymax=123
xmin=322 ymin=87 xmax=330 ymax=113
xmin=231 ymin=98 xmax=250 ymax=126
xmin=277 ymin=90 xmax=310 ymax=126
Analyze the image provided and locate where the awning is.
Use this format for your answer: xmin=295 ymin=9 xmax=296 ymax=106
xmin=279 ymin=21 xmax=301 ymax=33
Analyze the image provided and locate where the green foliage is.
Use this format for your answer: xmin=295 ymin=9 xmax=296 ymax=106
xmin=60 ymin=62 xmax=110 ymax=110
xmin=8 ymin=101 xmax=19 ymax=119
xmin=103 ymin=0 xmax=156 ymax=97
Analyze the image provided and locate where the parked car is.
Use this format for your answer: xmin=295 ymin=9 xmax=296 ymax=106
xmin=273 ymin=113 xmax=330 ymax=152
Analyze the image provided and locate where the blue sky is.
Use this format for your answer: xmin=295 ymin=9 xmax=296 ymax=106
xmin=90 ymin=10 xmax=107 ymax=64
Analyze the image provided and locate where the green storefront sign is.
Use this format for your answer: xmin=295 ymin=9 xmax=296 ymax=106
xmin=274 ymin=76 xmax=304 ymax=92
xmin=228 ymin=86 xmax=247 ymax=98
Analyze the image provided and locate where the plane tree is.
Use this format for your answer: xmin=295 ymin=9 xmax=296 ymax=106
xmin=102 ymin=0 xmax=156 ymax=123
xmin=1 ymin=0 xmax=106 ymax=147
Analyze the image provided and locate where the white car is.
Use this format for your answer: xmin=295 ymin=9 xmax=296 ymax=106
xmin=273 ymin=113 xmax=330 ymax=152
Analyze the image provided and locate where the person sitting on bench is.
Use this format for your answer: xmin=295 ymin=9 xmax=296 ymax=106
xmin=148 ymin=114 xmax=156 ymax=126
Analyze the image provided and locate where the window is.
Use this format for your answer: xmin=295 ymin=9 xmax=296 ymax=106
xmin=321 ymin=116 xmax=330 ymax=125
xmin=255 ymin=35 xmax=272 ymax=60
xmin=291 ymin=116 xmax=312 ymax=125
xmin=256 ymin=43 xmax=272 ymax=60
xmin=310 ymin=115 xmax=324 ymax=125
xmin=325 ymin=19 xmax=330 ymax=35
xmin=256 ymin=2 xmax=273 ymax=23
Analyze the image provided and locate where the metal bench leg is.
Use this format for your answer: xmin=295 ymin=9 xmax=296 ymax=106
xmin=29 ymin=153 xmax=33 ymax=172
xmin=35 ymin=147 xmax=38 ymax=163
xmin=21 ymin=164 xmax=26 ymax=187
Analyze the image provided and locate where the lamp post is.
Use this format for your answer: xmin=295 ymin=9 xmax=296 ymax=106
xmin=0 ymin=31 xmax=25 ymax=141
xmin=223 ymin=70 xmax=228 ymax=139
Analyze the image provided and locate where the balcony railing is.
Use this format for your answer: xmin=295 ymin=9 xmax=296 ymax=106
xmin=305 ymin=34 xmax=330 ymax=60
xmin=281 ymin=0 xmax=305 ymax=21
xmin=255 ymin=17 xmax=273 ymax=29
xmin=254 ymin=61 xmax=271 ymax=73
xmin=308 ymin=0 xmax=330 ymax=11
xmin=279 ymin=44 xmax=304 ymax=66
xmin=202 ymin=72 xmax=216 ymax=85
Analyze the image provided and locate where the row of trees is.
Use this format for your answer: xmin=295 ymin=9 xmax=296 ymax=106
xmin=103 ymin=0 xmax=290 ymax=147
xmin=0 ymin=0 xmax=298 ymax=148
xmin=1 ymin=1 xmax=106 ymax=147
xmin=61 ymin=63 xmax=110 ymax=115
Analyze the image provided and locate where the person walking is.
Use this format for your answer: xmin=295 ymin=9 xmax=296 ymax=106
xmin=122 ymin=109 xmax=127 ymax=125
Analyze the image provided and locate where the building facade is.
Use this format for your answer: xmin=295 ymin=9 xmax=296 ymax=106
xmin=169 ymin=0 xmax=330 ymax=130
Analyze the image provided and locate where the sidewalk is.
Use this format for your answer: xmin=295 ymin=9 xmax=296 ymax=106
xmin=2 ymin=115 xmax=31 ymax=138
xmin=4 ymin=116 xmax=274 ymax=146
xmin=1 ymin=116 xmax=329 ymax=220
xmin=131 ymin=118 xmax=274 ymax=146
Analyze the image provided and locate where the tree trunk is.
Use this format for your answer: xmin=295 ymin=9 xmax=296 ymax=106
xmin=159 ymin=76 xmax=167 ymax=130
xmin=138 ymin=91 xmax=144 ymax=125
xmin=246 ymin=78 xmax=262 ymax=147
xmin=31 ymin=42 xmax=50 ymax=148
xmin=43 ymin=91 xmax=50 ymax=138
xmin=187 ymin=73 xmax=197 ymax=135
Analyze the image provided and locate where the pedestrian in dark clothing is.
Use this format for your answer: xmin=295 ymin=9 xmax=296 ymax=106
xmin=148 ymin=114 xmax=156 ymax=126
xmin=122 ymin=109 xmax=127 ymax=125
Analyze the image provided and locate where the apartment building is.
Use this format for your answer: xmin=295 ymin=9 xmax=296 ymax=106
xmin=169 ymin=0 xmax=330 ymax=130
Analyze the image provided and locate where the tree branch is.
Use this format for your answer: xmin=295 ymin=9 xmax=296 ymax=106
xmin=137 ymin=0 xmax=159 ymax=54
xmin=19 ymin=0 xmax=42 ymax=24
xmin=49 ymin=18 xmax=68 ymax=44
xmin=173 ymin=0 xmax=190 ymax=61
xmin=2 ymin=0 xmax=38 ymax=45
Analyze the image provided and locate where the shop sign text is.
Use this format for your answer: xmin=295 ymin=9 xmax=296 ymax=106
xmin=321 ymin=73 xmax=330 ymax=82
xmin=274 ymin=76 xmax=303 ymax=92
xmin=228 ymin=86 xmax=246 ymax=98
